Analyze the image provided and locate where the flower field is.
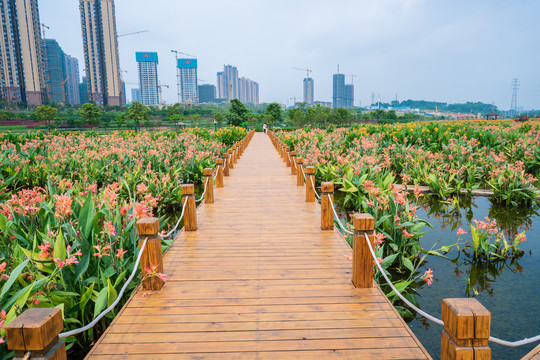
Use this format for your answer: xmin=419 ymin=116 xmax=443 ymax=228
xmin=0 ymin=127 xmax=246 ymax=356
xmin=274 ymin=120 xmax=536 ymax=315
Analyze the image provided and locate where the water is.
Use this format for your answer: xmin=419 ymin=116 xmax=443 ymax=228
xmin=409 ymin=196 xmax=540 ymax=359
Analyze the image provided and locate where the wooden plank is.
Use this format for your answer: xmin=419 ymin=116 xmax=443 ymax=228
xmin=523 ymin=344 xmax=540 ymax=360
xmin=85 ymin=133 xmax=430 ymax=359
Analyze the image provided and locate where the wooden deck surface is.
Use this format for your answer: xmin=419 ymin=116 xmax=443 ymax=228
xmin=85 ymin=133 xmax=431 ymax=359
xmin=523 ymin=344 xmax=540 ymax=360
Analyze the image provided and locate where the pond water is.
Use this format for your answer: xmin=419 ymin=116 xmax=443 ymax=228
xmin=409 ymin=196 xmax=540 ymax=359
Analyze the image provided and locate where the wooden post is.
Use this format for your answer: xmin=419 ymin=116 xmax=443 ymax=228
xmin=441 ymin=298 xmax=491 ymax=360
xmin=223 ymin=154 xmax=230 ymax=176
xmin=181 ymin=184 xmax=198 ymax=231
xmin=290 ymin=151 xmax=297 ymax=175
xmin=306 ymin=166 xmax=315 ymax=202
xmin=321 ymin=182 xmax=334 ymax=230
xmin=227 ymin=149 xmax=234 ymax=169
xmin=203 ymin=168 xmax=214 ymax=204
xmin=285 ymin=147 xmax=291 ymax=167
xmin=296 ymin=157 xmax=304 ymax=186
xmin=352 ymin=213 xmax=376 ymax=288
xmin=136 ymin=217 xmax=164 ymax=290
xmin=6 ymin=308 xmax=66 ymax=360
xmin=215 ymin=159 xmax=224 ymax=188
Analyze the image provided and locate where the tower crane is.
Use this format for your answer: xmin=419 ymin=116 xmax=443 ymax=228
xmin=346 ymin=74 xmax=357 ymax=85
xmin=158 ymin=82 xmax=169 ymax=105
xmin=291 ymin=67 xmax=312 ymax=78
xmin=117 ymin=30 xmax=149 ymax=38
xmin=61 ymin=76 xmax=69 ymax=104
xmin=41 ymin=23 xmax=50 ymax=38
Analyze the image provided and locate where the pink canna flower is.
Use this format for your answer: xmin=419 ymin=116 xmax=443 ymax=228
xmin=422 ymin=268 xmax=434 ymax=286
xmin=456 ymin=228 xmax=467 ymax=236
xmin=116 ymin=249 xmax=128 ymax=258
xmin=53 ymin=194 xmax=73 ymax=218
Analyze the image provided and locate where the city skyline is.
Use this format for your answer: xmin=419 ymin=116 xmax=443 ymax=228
xmin=28 ymin=0 xmax=540 ymax=109
xmin=136 ymin=52 xmax=159 ymax=105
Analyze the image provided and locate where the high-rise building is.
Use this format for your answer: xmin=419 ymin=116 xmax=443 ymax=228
xmin=0 ymin=0 xmax=47 ymax=105
xmin=64 ymin=55 xmax=80 ymax=105
xmin=79 ymin=0 xmax=124 ymax=106
xmin=136 ymin=52 xmax=159 ymax=105
xmin=43 ymin=39 xmax=67 ymax=103
xmin=332 ymin=73 xmax=353 ymax=109
xmin=79 ymin=76 xmax=89 ymax=104
xmin=198 ymin=84 xmax=216 ymax=103
xmin=238 ymin=77 xmax=259 ymax=104
xmin=131 ymin=88 xmax=140 ymax=102
xmin=177 ymin=58 xmax=198 ymax=104
xmin=303 ymin=78 xmax=314 ymax=105
xmin=216 ymin=72 xmax=226 ymax=99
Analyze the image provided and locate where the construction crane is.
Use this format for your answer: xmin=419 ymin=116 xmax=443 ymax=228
xmin=158 ymin=82 xmax=169 ymax=105
xmin=291 ymin=67 xmax=312 ymax=78
xmin=346 ymin=74 xmax=357 ymax=85
xmin=117 ymin=30 xmax=149 ymax=38
xmin=41 ymin=23 xmax=50 ymax=38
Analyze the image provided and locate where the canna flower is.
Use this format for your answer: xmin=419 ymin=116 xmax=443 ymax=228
xmin=422 ymin=268 xmax=434 ymax=286
xmin=53 ymin=194 xmax=73 ymax=218
xmin=116 ymin=249 xmax=128 ymax=258
xmin=100 ymin=221 xmax=116 ymax=237
xmin=38 ymin=242 xmax=53 ymax=260
xmin=456 ymin=228 xmax=467 ymax=236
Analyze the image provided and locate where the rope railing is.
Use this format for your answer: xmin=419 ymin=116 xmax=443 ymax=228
xmin=327 ymin=195 xmax=353 ymax=235
xmin=310 ymin=178 xmax=321 ymax=200
xmin=301 ymin=165 xmax=306 ymax=180
xmin=59 ymin=238 xmax=149 ymax=338
xmin=196 ymin=177 xmax=209 ymax=202
xmin=363 ymin=232 xmax=540 ymax=347
xmin=213 ymin=166 xmax=220 ymax=180
xmin=159 ymin=197 xmax=188 ymax=239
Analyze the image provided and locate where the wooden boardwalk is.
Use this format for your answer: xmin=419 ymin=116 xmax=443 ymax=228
xmin=85 ymin=133 xmax=431 ymax=359
xmin=523 ymin=344 xmax=540 ymax=360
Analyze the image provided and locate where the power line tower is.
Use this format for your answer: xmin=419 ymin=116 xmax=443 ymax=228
xmin=510 ymin=78 xmax=520 ymax=117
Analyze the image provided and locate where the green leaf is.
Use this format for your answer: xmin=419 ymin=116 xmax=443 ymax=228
xmin=3 ymin=278 xmax=46 ymax=311
xmin=107 ymin=278 xmax=118 ymax=307
xmin=53 ymin=231 xmax=66 ymax=261
xmin=93 ymin=287 xmax=108 ymax=319
xmin=79 ymin=194 xmax=95 ymax=240
xmin=5 ymin=282 xmax=35 ymax=327
xmin=74 ymin=254 xmax=90 ymax=281
xmin=80 ymin=283 xmax=95 ymax=315
xmin=402 ymin=257 xmax=415 ymax=272
xmin=0 ymin=258 xmax=30 ymax=300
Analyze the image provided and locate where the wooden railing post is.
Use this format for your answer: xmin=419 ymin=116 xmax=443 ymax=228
xmin=223 ymin=153 xmax=230 ymax=176
xmin=227 ymin=149 xmax=234 ymax=169
xmin=203 ymin=168 xmax=214 ymax=204
xmin=215 ymin=159 xmax=224 ymax=188
xmin=321 ymin=182 xmax=334 ymax=230
xmin=285 ymin=147 xmax=291 ymax=167
xmin=352 ymin=213 xmax=376 ymax=288
xmin=290 ymin=151 xmax=297 ymax=175
xmin=296 ymin=157 xmax=304 ymax=186
xmin=136 ymin=217 xmax=165 ymax=290
xmin=181 ymin=184 xmax=198 ymax=231
xmin=441 ymin=298 xmax=491 ymax=360
xmin=6 ymin=308 xmax=66 ymax=360
xmin=306 ymin=166 xmax=315 ymax=202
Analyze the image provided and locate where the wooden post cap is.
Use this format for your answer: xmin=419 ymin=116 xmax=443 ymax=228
xmin=6 ymin=308 xmax=63 ymax=351
xmin=136 ymin=217 xmax=160 ymax=235
xmin=216 ymin=159 xmax=224 ymax=165
xmin=290 ymin=151 xmax=297 ymax=156
xmin=203 ymin=168 xmax=213 ymax=176
xmin=353 ymin=213 xmax=375 ymax=232
xmin=296 ymin=157 xmax=304 ymax=164
xmin=181 ymin=184 xmax=195 ymax=195
xmin=321 ymin=182 xmax=334 ymax=194
xmin=286 ymin=147 xmax=290 ymax=152
xmin=442 ymin=298 xmax=491 ymax=347
xmin=222 ymin=154 xmax=228 ymax=159
xmin=306 ymin=166 xmax=315 ymax=175
xmin=228 ymin=149 xmax=233 ymax=154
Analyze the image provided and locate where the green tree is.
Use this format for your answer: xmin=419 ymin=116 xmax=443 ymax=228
xmin=214 ymin=113 xmax=223 ymax=129
xmin=288 ymin=107 xmax=305 ymax=127
xmin=34 ymin=105 xmax=58 ymax=131
xmin=265 ymin=102 xmax=282 ymax=124
xmin=169 ymin=113 xmax=186 ymax=131
xmin=226 ymin=99 xmax=250 ymax=127
xmin=189 ymin=113 xmax=201 ymax=127
xmin=114 ymin=113 xmax=127 ymax=128
xmin=78 ymin=103 xmax=102 ymax=126
xmin=167 ymin=103 xmax=182 ymax=117
xmin=128 ymin=101 xmax=149 ymax=132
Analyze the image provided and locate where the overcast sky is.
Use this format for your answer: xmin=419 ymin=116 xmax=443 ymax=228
xmin=40 ymin=0 xmax=540 ymax=110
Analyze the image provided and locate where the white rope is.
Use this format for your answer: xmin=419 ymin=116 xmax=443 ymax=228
xmin=159 ymin=197 xmax=188 ymax=238
xmin=327 ymin=195 xmax=353 ymax=235
xmin=196 ymin=178 xmax=209 ymax=202
xmin=301 ymin=165 xmax=306 ymax=180
xmin=213 ymin=166 xmax=220 ymax=180
xmin=310 ymin=178 xmax=321 ymax=200
xmin=59 ymin=238 xmax=149 ymax=338
xmin=363 ymin=232 xmax=444 ymax=326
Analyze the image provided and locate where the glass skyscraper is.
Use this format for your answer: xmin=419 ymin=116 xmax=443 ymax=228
xmin=178 ymin=58 xmax=198 ymax=104
xmin=136 ymin=52 xmax=159 ymax=105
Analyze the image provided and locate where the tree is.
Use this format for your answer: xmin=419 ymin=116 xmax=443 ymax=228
xmin=265 ymin=103 xmax=282 ymax=124
xmin=128 ymin=101 xmax=149 ymax=132
xmin=78 ymin=103 xmax=102 ymax=126
xmin=288 ymin=107 xmax=305 ymax=127
xmin=169 ymin=114 xmax=187 ymax=131
xmin=188 ymin=113 xmax=201 ymax=127
xmin=114 ymin=113 xmax=127 ymax=128
xmin=226 ymin=99 xmax=250 ymax=127
xmin=214 ymin=113 xmax=223 ymax=129
xmin=34 ymin=105 xmax=58 ymax=131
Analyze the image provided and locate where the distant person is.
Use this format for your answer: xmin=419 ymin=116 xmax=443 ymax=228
xmin=263 ymin=123 xmax=268 ymax=134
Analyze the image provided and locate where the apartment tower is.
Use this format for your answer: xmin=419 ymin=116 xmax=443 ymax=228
xmin=178 ymin=58 xmax=198 ymax=104
xmin=136 ymin=52 xmax=159 ymax=105
xmin=64 ymin=55 xmax=81 ymax=105
xmin=0 ymin=0 xmax=47 ymax=105
xmin=79 ymin=0 xmax=123 ymax=106
xmin=303 ymin=77 xmax=314 ymax=105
